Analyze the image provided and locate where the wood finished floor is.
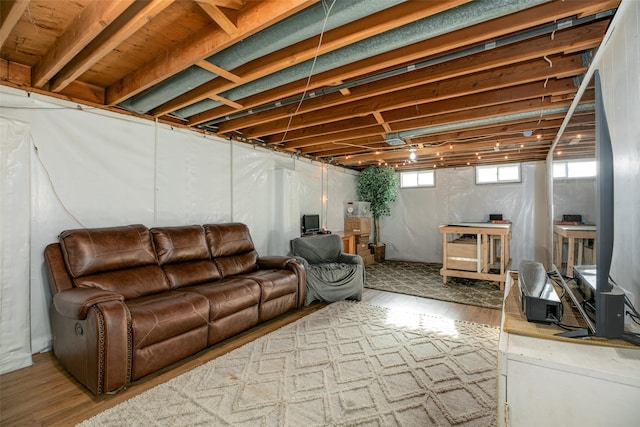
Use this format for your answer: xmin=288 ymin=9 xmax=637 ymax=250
xmin=0 ymin=289 xmax=501 ymax=426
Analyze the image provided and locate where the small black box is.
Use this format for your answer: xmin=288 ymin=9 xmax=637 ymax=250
xmin=563 ymin=214 xmax=582 ymax=222
xmin=489 ymin=214 xmax=503 ymax=221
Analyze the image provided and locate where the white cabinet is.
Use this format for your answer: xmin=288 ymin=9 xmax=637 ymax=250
xmin=497 ymin=273 xmax=640 ymax=426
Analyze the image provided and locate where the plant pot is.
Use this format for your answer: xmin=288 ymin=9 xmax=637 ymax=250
xmin=371 ymin=243 xmax=386 ymax=263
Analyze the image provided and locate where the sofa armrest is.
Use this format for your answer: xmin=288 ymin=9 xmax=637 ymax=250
xmin=257 ymin=255 xmax=297 ymax=269
xmin=336 ymin=253 xmax=364 ymax=266
xmin=53 ymin=288 xmax=124 ymax=320
xmin=259 ymin=256 xmax=306 ymax=308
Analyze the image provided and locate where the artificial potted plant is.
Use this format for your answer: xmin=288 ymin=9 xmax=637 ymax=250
xmin=356 ymin=165 xmax=399 ymax=262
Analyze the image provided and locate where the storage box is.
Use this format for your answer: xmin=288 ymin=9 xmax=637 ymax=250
xmin=362 ymin=254 xmax=375 ymax=265
xmin=345 ymin=201 xmax=371 ymax=217
xmin=355 ymin=234 xmax=370 ymax=244
xmin=446 ymin=237 xmax=483 ymax=271
xmin=344 ymin=217 xmax=371 ymax=234
xmin=356 ymin=243 xmax=370 ymax=256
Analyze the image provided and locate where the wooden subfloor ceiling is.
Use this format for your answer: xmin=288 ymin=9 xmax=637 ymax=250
xmin=0 ymin=289 xmax=500 ymax=426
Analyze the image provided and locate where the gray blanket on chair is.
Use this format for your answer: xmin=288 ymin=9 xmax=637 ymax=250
xmin=290 ymin=234 xmax=364 ymax=305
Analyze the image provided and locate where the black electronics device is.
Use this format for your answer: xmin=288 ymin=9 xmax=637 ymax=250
xmin=518 ymin=260 xmax=562 ymax=324
xmin=489 ymin=214 xmax=503 ymax=220
xmin=301 ymin=214 xmax=320 ymax=234
xmin=563 ymin=214 xmax=582 ymax=223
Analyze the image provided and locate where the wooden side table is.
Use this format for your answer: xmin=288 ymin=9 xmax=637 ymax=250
xmin=440 ymin=223 xmax=512 ymax=290
xmin=553 ymin=225 xmax=596 ymax=277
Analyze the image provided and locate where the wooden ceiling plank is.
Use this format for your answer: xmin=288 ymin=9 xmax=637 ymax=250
xmin=215 ymin=21 xmax=605 ymax=133
xmin=151 ymin=0 xmax=469 ymax=118
xmin=50 ymin=0 xmax=175 ymax=93
xmin=382 ymin=79 xmax=576 ymax=124
xmin=0 ymin=0 xmax=30 ymax=50
xmin=278 ymin=95 xmax=573 ymax=151
xmin=196 ymin=1 xmax=238 ymax=36
xmin=205 ymin=0 xmax=245 ymax=10
xmin=209 ymin=93 xmax=243 ymax=109
xmin=106 ymin=0 xmax=318 ymax=106
xmin=196 ymin=60 xmax=242 ymax=82
xmin=372 ymin=111 xmax=392 ymax=133
xmin=189 ymin=0 xmax=617 ymax=126
xmin=0 ymin=58 xmax=31 ymax=86
xmin=243 ymin=54 xmax=584 ymax=138
xmin=32 ymin=0 xmax=135 ymax=88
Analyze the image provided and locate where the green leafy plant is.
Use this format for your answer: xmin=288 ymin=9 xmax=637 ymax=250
xmin=356 ymin=165 xmax=399 ymax=246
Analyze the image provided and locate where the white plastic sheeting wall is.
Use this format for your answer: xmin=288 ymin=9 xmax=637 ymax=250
xmin=553 ymin=179 xmax=596 ymax=224
xmin=382 ymin=162 xmax=549 ymax=268
xmin=0 ymin=86 xmax=358 ymax=373
xmin=0 ymin=117 xmax=32 ymax=374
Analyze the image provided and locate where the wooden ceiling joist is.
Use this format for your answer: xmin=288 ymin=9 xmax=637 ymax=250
xmin=0 ymin=0 xmax=618 ymax=170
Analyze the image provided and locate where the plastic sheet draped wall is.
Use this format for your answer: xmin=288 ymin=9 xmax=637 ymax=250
xmin=381 ymin=162 xmax=549 ymax=269
xmin=0 ymin=87 xmax=358 ymax=369
xmin=0 ymin=117 xmax=32 ymax=374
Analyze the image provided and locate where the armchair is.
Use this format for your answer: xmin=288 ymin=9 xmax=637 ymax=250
xmin=290 ymin=234 xmax=364 ymax=305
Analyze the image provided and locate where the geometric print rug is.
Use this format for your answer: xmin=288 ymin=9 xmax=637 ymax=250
xmin=78 ymin=301 xmax=499 ymax=426
xmin=366 ymin=261 xmax=504 ymax=310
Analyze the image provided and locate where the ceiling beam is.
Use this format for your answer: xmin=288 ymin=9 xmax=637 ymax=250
xmin=106 ymin=0 xmax=319 ymax=106
xmin=0 ymin=0 xmax=30 ymax=50
xmin=152 ymin=0 xmax=470 ymax=117
xmin=50 ymin=0 xmax=175 ymax=93
xmin=243 ymin=54 xmax=585 ymax=138
xmin=196 ymin=60 xmax=242 ymax=83
xmin=188 ymin=0 xmax=617 ymax=127
xmin=32 ymin=0 xmax=135 ymax=88
xmin=196 ymin=0 xmax=238 ymax=35
xmin=277 ymin=96 xmax=574 ymax=150
xmin=214 ymin=20 xmax=606 ymax=133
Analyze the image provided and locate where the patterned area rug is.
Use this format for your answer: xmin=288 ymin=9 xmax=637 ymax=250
xmin=366 ymin=261 xmax=504 ymax=309
xmin=78 ymin=302 xmax=499 ymax=426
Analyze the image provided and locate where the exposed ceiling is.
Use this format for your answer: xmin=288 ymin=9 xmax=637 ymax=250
xmin=0 ymin=0 xmax=619 ymax=170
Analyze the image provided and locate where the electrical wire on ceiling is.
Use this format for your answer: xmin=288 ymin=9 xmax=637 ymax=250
xmin=279 ymin=0 xmax=337 ymax=144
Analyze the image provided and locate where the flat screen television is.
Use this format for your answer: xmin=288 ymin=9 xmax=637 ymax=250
xmin=302 ymin=214 xmax=320 ymax=234
xmin=558 ymin=71 xmax=639 ymax=345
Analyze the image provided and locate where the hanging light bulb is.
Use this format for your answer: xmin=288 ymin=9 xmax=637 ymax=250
xmin=409 ymin=151 xmax=416 ymax=160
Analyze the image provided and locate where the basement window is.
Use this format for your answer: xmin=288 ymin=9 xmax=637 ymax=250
xmin=553 ymin=159 xmax=596 ymax=179
xmin=475 ymin=163 xmax=521 ymax=184
xmin=400 ymin=170 xmax=435 ymax=188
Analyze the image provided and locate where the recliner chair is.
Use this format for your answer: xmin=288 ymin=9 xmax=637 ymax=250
xmin=290 ymin=234 xmax=364 ymax=306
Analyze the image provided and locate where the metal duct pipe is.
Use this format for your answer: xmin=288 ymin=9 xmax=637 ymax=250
xmin=120 ymin=0 xmax=403 ymax=114
xmin=176 ymin=0 xmax=550 ymax=119
xmin=396 ymin=103 xmax=595 ymax=140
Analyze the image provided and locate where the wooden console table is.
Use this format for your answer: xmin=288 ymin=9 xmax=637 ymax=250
xmin=553 ymin=225 xmax=596 ymax=277
xmin=439 ymin=223 xmax=511 ymax=290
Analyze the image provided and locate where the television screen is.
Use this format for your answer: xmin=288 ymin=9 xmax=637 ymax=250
xmin=302 ymin=214 xmax=320 ymax=234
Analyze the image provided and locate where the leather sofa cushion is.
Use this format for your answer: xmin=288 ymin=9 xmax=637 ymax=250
xmin=242 ymin=269 xmax=299 ymax=303
xmin=60 ymin=224 xmax=157 ymax=277
xmin=74 ymin=265 xmax=170 ymax=299
xmin=162 ymin=260 xmax=221 ymax=289
xmin=151 ymin=226 xmax=210 ymax=264
xmin=205 ymin=223 xmax=258 ymax=277
xmin=151 ymin=226 xmax=222 ymax=288
xmin=179 ymin=277 xmax=260 ymax=321
xmin=127 ymin=291 xmax=209 ymax=349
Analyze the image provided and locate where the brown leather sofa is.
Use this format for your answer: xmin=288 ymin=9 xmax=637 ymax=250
xmin=44 ymin=223 xmax=305 ymax=395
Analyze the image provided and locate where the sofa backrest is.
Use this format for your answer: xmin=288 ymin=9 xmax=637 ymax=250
xmin=59 ymin=224 xmax=169 ymax=299
xmin=291 ymin=234 xmax=343 ymax=264
xmin=204 ymin=223 xmax=258 ymax=277
xmin=151 ymin=225 xmax=222 ymax=288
